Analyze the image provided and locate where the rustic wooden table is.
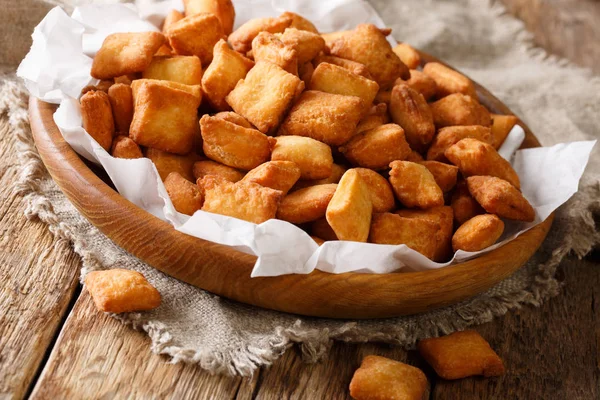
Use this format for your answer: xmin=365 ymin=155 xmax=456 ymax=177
xmin=1 ymin=1 xmax=599 ymax=399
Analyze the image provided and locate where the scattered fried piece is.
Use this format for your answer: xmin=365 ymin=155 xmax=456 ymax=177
xmin=418 ymin=161 xmax=458 ymax=192
xmin=396 ymin=206 xmax=454 ymax=261
xmin=143 ymin=55 xmax=203 ymax=85
xmin=353 ymin=168 xmax=395 ymax=213
xmin=312 ymin=54 xmax=372 ymax=79
xmin=405 ymin=69 xmax=437 ymax=101
xmin=251 ymin=32 xmax=298 ymax=75
xmin=146 ymin=148 xmax=202 ymax=182
xmin=85 ymin=269 xmax=161 ymax=313
xmin=298 ymin=61 xmax=314 ymax=86
xmin=280 ymin=11 xmax=318 ymax=33
xmin=271 ymin=136 xmax=333 ymax=180
xmin=422 ymin=62 xmax=477 ymax=98
xmin=164 ymin=172 xmax=204 ymax=215
xmin=356 ymin=103 xmax=389 ymax=134
xmin=293 ymin=164 xmax=346 ymax=191
xmin=277 ymin=28 xmax=325 ymax=64
xmin=309 ymin=62 xmax=379 ymax=107
xmin=389 ymin=82 xmax=435 ymax=152
xmin=166 ymin=13 xmax=225 ymax=65
xmin=452 ymin=214 xmax=504 ymax=252
xmin=213 ymin=111 xmax=252 ymax=128
xmin=451 ymin=180 xmax=485 ymax=226
xmin=242 ymin=161 xmax=301 ymax=194
xmin=199 ymin=175 xmax=282 ymax=223
xmin=325 ymin=169 xmax=372 ymax=242
xmin=349 ymin=355 xmax=428 ymax=400
xmin=369 ymin=213 xmax=441 ymax=259
xmin=467 ymin=176 xmax=535 ymax=221
xmin=430 ymin=93 xmax=492 ymax=128
xmin=91 ymin=32 xmax=166 ymax=80
xmin=426 ymin=125 xmax=493 ymax=162
xmin=418 ymin=330 xmax=505 ymax=379
xmin=81 ymin=80 xmax=114 ymax=95
xmin=131 ymin=78 xmax=202 ymax=100
xmin=192 ymin=160 xmax=244 ymax=182
xmin=228 ymin=15 xmax=292 ymax=54
xmin=277 ymin=183 xmax=337 ymax=224
xmin=491 ymin=114 xmax=519 ymax=149
xmin=392 ymin=43 xmax=421 ymax=69
xmin=107 ymin=83 xmax=134 ymax=134
xmin=389 ymin=161 xmax=444 ymax=209
xmin=110 ymin=135 xmax=142 ymax=159
xmin=183 ymin=0 xmax=235 ymax=35
xmin=162 ymin=9 xmax=184 ymax=33
xmin=311 ymin=217 xmax=338 ymax=241
xmin=405 ymin=150 xmax=424 ymax=162
xmin=80 ymin=90 xmax=115 ymax=151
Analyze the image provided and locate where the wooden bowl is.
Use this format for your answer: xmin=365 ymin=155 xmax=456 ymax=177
xmin=29 ymin=52 xmax=553 ymax=319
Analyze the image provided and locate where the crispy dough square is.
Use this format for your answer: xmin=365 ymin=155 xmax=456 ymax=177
xmin=389 ymin=83 xmax=435 ymax=152
xmin=85 ymin=269 xmax=161 ymax=313
xmin=392 ymin=43 xmax=421 ymax=70
xmin=313 ymin=54 xmax=372 ymax=79
xmin=251 ymin=32 xmax=298 ymax=75
xmin=277 ymin=90 xmax=365 ymax=146
xmin=311 ymin=217 xmax=338 ymax=241
xmin=356 ymin=103 xmax=389 ymax=134
xmin=213 ymin=111 xmax=252 ymax=128
xmin=298 ymin=61 xmax=314 ymax=87
xmin=423 ymin=62 xmax=477 ymax=98
xmin=292 ymin=164 xmax=346 ymax=191
xmin=198 ymin=175 xmax=282 ymax=224
xmin=111 ymin=135 xmax=142 ymax=159
xmin=80 ymin=90 xmax=115 ymax=151
xmin=491 ymin=114 xmax=519 ymax=149
xmin=183 ymin=0 xmax=235 ymax=35
xmin=395 ymin=206 xmax=454 ymax=262
xmin=277 ymin=28 xmax=325 ymax=64
xmin=418 ymin=161 xmax=458 ymax=192
xmin=277 ymin=183 xmax=337 ymax=224
xmin=353 ymin=168 xmax=395 ymax=213
xmin=242 ymin=161 xmax=301 ymax=195
xmin=280 ymin=11 xmax=318 ymax=33
xmin=271 ymin=136 xmax=333 ymax=180
xmin=467 ymin=176 xmax=535 ymax=221
xmin=406 ymin=69 xmax=437 ymax=100
xmin=166 ymin=13 xmax=225 ymax=65
xmin=452 ymin=214 xmax=504 ymax=252
xmin=107 ymin=83 xmax=133 ymax=134
xmin=130 ymin=80 xmax=201 ymax=155
xmin=349 ymin=356 xmax=427 ymax=400
xmin=146 ymin=148 xmax=202 ymax=182
xmin=228 ymin=15 xmax=293 ymax=54
xmin=389 ymin=161 xmax=444 ymax=209
xmin=427 ymin=125 xmax=492 ymax=162
xmin=430 ymin=93 xmax=492 ymax=128
xmin=309 ymin=62 xmax=379 ymax=106
xmin=164 ymin=172 xmax=204 ymax=215
xmin=142 ymin=55 xmax=203 ymax=85
xmin=162 ymin=9 xmax=184 ymax=33
xmin=91 ymin=32 xmax=166 ymax=80
xmin=193 ymin=160 xmax=244 ymax=183
xmin=418 ymin=330 xmax=505 ymax=380
xmin=451 ymin=180 xmax=485 ymax=226
xmin=326 ymin=169 xmax=372 ymax=242
xmin=226 ymin=61 xmax=303 ymax=134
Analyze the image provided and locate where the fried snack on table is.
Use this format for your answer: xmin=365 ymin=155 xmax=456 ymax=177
xmin=418 ymin=160 xmax=458 ymax=192
xmin=85 ymin=269 xmax=161 ymax=313
xmin=213 ymin=111 xmax=252 ymax=128
xmin=353 ymin=168 xmax=395 ymax=213
xmin=182 ymin=0 xmax=235 ymax=35
xmin=142 ymin=55 xmax=203 ymax=85
xmin=226 ymin=61 xmax=303 ymax=134
xmin=349 ymin=355 xmax=428 ymax=400
xmin=298 ymin=61 xmax=314 ymax=86
xmin=396 ymin=206 xmax=454 ymax=262
xmin=91 ymin=32 xmax=166 ymax=80
xmin=228 ymin=15 xmax=293 ymax=54
xmin=405 ymin=150 xmax=424 ymax=162
xmin=422 ymin=62 xmax=477 ymax=98
xmin=242 ymin=161 xmax=301 ymax=195
xmin=491 ymin=114 xmax=519 ymax=149
xmin=271 ymin=136 xmax=333 ymax=180
xmin=426 ymin=125 xmax=492 ymax=162
xmin=430 ymin=93 xmax=492 ymax=128
xmin=192 ymin=160 xmax=244 ymax=183
xmin=355 ymin=103 xmax=389 ymax=134
xmin=146 ymin=148 xmax=201 ymax=182
xmin=278 ymin=90 xmax=365 ymax=146
xmin=451 ymin=180 xmax=485 ymax=226
xmin=312 ymin=55 xmax=372 ymax=79
xmin=277 ymin=28 xmax=325 ymax=64
xmin=405 ymin=69 xmax=437 ymax=100
xmin=320 ymin=30 xmax=348 ymax=47
xmin=392 ymin=43 xmax=421 ymax=69
xmin=293 ymin=164 xmax=346 ymax=191
xmin=467 ymin=176 xmax=535 ymax=221
xmin=309 ymin=62 xmax=379 ymax=106
xmin=389 ymin=83 xmax=435 ymax=152
xmin=445 ymin=138 xmax=520 ymax=189
xmin=164 ymin=172 xmax=204 ymax=215
xmin=280 ymin=11 xmax=318 ymax=33
xmin=340 ymin=124 xmax=411 ymax=170
xmin=418 ymin=330 xmax=505 ymax=379
xmin=81 ymin=79 xmax=113 ymax=95
xmin=198 ymin=175 xmax=282 ymax=223
xmin=325 ymin=169 xmax=372 ymax=242
xmin=201 ymin=40 xmax=254 ymax=111
xmin=277 ymin=184 xmax=337 ymax=224
xmin=388 ymin=161 xmax=444 ymax=209
xmin=166 ymin=13 xmax=225 ymax=65
xmin=107 ymin=83 xmax=134 ymax=134
xmin=130 ymin=80 xmax=201 ymax=155
xmin=452 ymin=214 xmax=504 ymax=252
xmin=311 ymin=217 xmax=338 ymax=241
xmin=369 ymin=213 xmax=441 ymax=260
xmin=200 ymin=115 xmax=272 ymax=170
xmin=80 ymin=90 xmax=114 ymax=151
xmin=251 ymin=32 xmax=298 ymax=75
xmin=162 ymin=10 xmax=184 ymax=33
xmin=328 ymin=24 xmax=409 ymax=88
xmin=110 ymin=135 xmax=142 ymax=159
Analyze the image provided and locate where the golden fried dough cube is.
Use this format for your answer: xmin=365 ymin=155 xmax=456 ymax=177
xmin=226 ymin=61 xmax=303 ymax=134
xmin=91 ymin=32 xmax=166 ymax=80
xmin=80 ymin=90 xmax=115 ymax=151
xmin=389 ymin=161 xmax=444 ymax=209
xmin=183 ymin=0 xmax=235 ymax=35
xmin=228 ymin=15 xmax=292 ymax=54
xmin=445 ymin=138 xmax=520 ymax=189
xmin=340 ymin=124 xmax=411 ymax=170
xmin=271 ymin=136 xmax=333 ymax=180
xmin=491 ymin=114 xmax=519 ymax=149
xmin=130 ymin=80 xmax=201 ymax=155
xmin=310 ymin=218 xmax=337 ymax=241
xmin=422 ymin=62 xmax=477 ymax=99
xmin=277 ymin=90 xmax=365 ymax=146
xmin=146 ymin=148 xmax=201 ymax=182
xmin=277 ymin=28 xmax=325 ymax=64
xmin=251 ymin=32 xmax=298 ymax=75
xmin=131 ymin=78 xmax=202 ymax=100
xmin=356 ymin=103 xmax=389 ymax=134
xmin=418 ymin=161 xmax=458 ymax=192
xmin=426 ymin=125 xmax=492 ymax=162
xmin=81 ymin=79 xmax=114 ymax=95
xmin=392 ymin=43 xmax=421 ymax=69
xmin=312 ymin=54 xmax=372 ymax=79
xmin=430 ymin=93 xmax=492 ymax=128
xmin=192 ymin=160 xmax=244 ymax=182
xmin=293 ymin=164 xmax=346 ymax=191
xmin=349 ymin=355 xmax=427 ymax=400
xmin=111 ymin=135 xmax=142 ymax=159
xmin=166 ymin=13 xmax=225 ymax=65
xmin=353 ymin=168 xmax=395 ymax=213
xmin=280 ymin=11 xmax=318 ymax=33
xmin=396 ymin=206 xmax=454 ymax=262
xmin=162 ymin=9 xmax=184 ymax=33
xmin=369 ymin=213 xmax=440 ymax=259
xmin=298 ymin=61 xmax=314 ymax=86
xmin=452 ymin=214 xmax=504 ymax=252
xmin=242 ymin=161 xmax=301 ymax=195
xmin=164 ymin=172 xmax=204 ymax=215
xmin=277 ymin=183 xmax=337 ymax=224
xmin=199 ymin=175 xmax=282 ymax=223
xmin=405 ymin=69 xmax=437 ymax=101
xmin=467 ymin=176 xmax=535 ymax=221
xmin=418 ymin=330 xmax=505 ymax=379
xmin=213 ymin=111 xmax=252 ymax=128
xmin=142 ymin=55 xmax=203 ymax=85
xmin=329 ymin=24 xmax=409 ymax=88
xmin=107 ymin=83 xmax=134 ymax=135
xmin=309 ymin=62 xmax=379 ymax=106
xmin=155 ymin=44 xmax=173 ymax=56
xmin=451 ymin=180 xmax=485 ymax=226
xmin=325 ymin=170 xmax=372 ymax=242
xmin=406 ymin=150 xmax=424 ymax=162
xmin=200 ymin=115 xmax=272 ymax=170
xmin=202 ymin=40 xmax=254 ymax=110
xmin=85 ymin=269 xmax=161 ymax=313
xmin=389 ymin=83 xmax=435 ymax=152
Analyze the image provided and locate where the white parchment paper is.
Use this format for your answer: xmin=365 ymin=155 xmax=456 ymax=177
xmin=17 ymin=1 xmax=596 ymax=277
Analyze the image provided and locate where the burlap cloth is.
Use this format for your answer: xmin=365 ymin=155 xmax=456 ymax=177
xmin=1 ymin=0 xmax=599 ymax=376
